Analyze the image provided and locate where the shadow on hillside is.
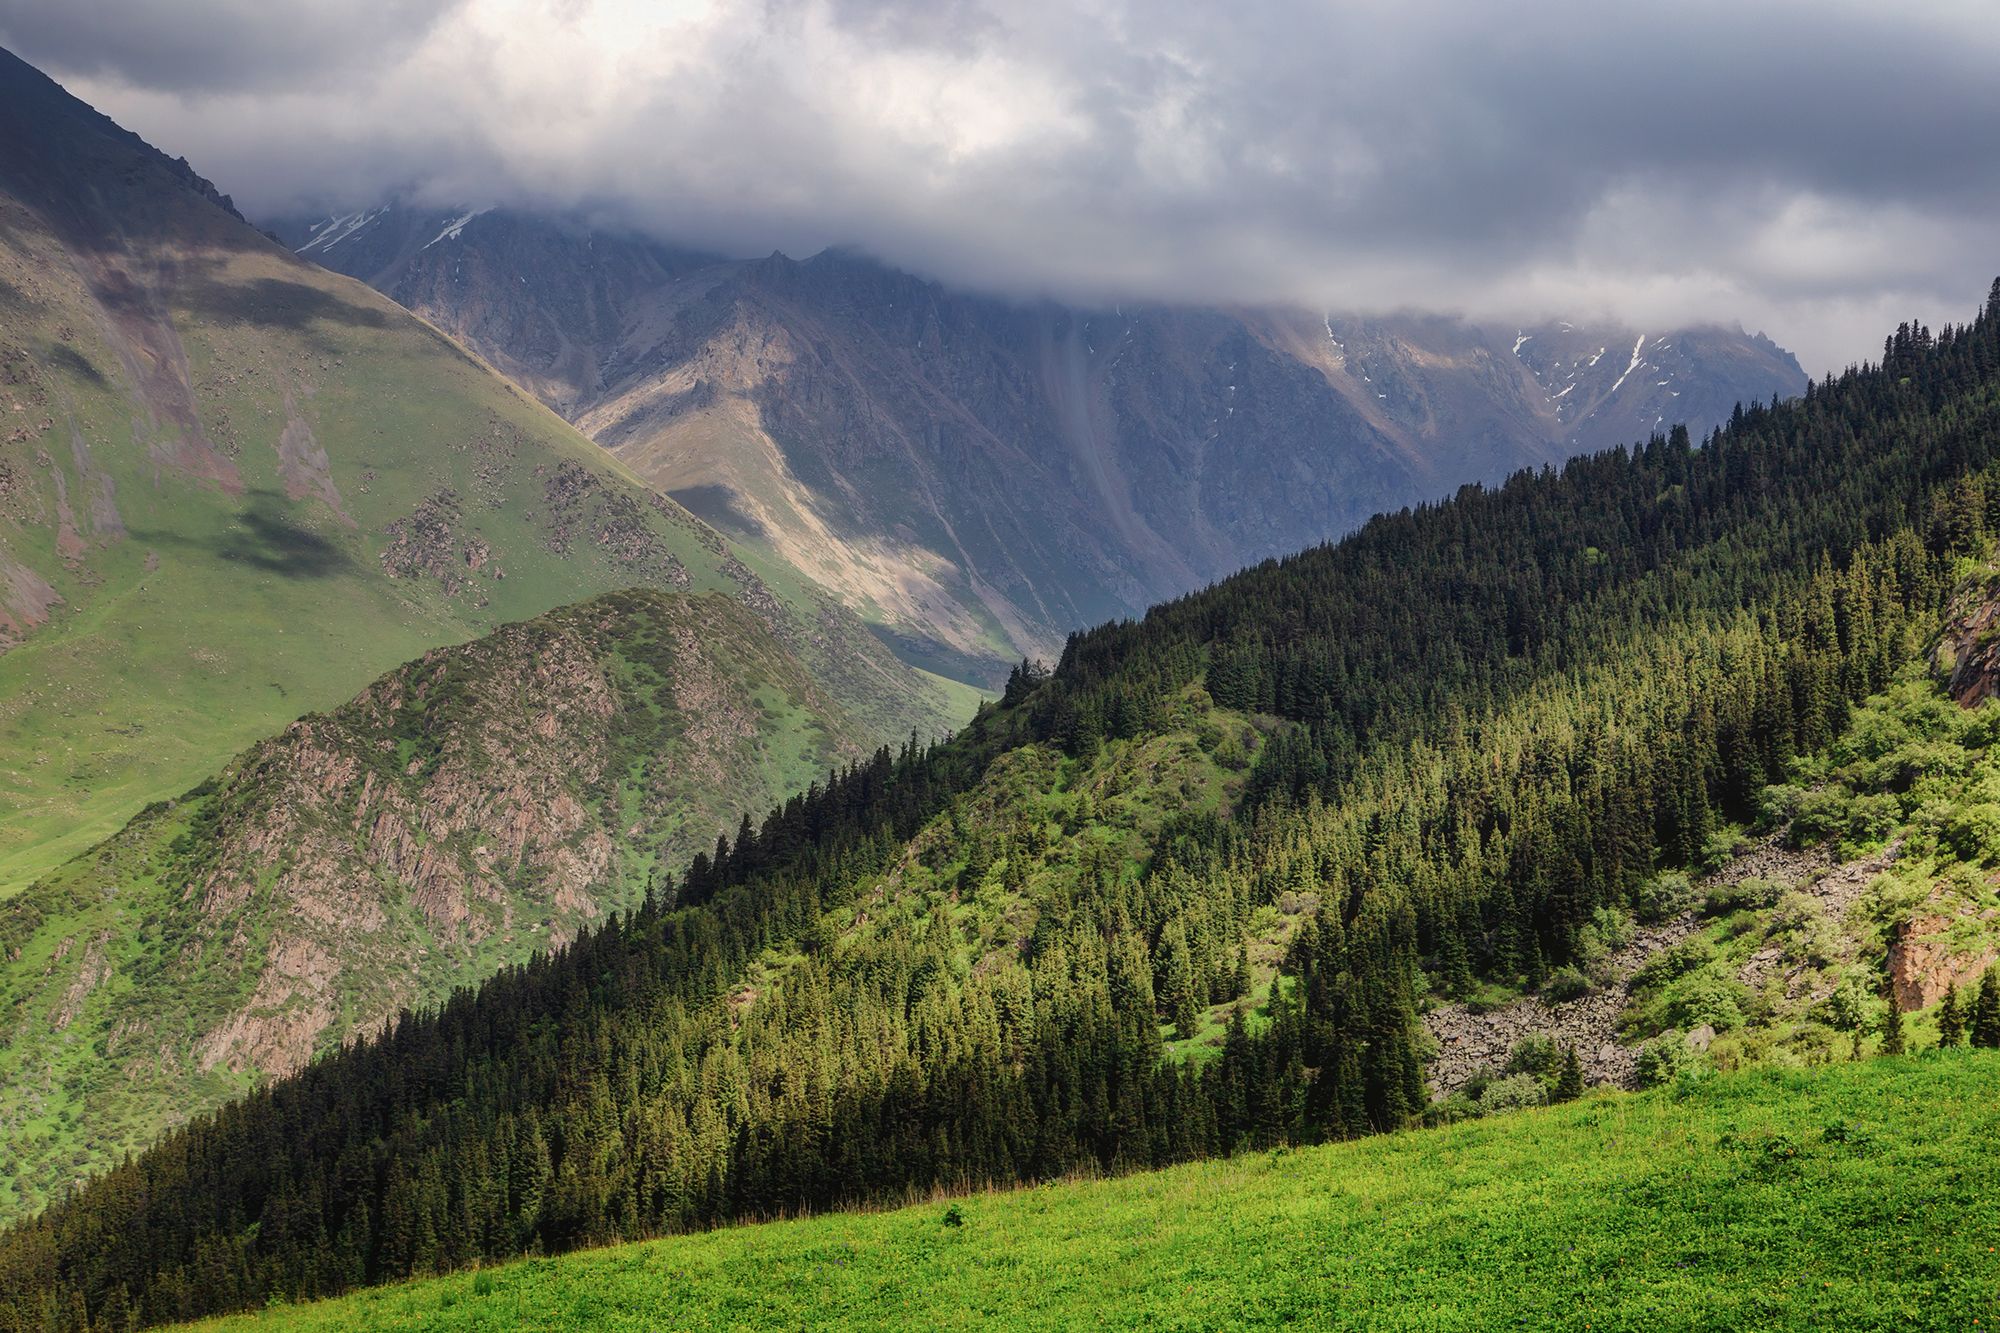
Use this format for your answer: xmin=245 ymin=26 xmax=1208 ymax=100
xmin=132 ymin=489 xmax=357 ymax=579
xmin=669 ymin=484 xmax=767 ymax=540
xmin=43 ymin=343 xmax=106 ymax=387
xmin=180 ymin=274 xmax=390 ymax=336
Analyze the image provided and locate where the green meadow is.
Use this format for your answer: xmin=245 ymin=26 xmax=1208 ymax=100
xmin=183 ymin=1052 xmax=2000 ymax=1332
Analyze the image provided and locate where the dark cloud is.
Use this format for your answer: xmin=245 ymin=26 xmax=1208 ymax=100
xmin=6 ymin=0 xmax=1996 ymax=372
xmin=0 ymin=0 xmax=465 ymax=91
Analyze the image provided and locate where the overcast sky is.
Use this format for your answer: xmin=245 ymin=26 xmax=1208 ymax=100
xmin=3 ymin=0 xmax=1996 ymax=374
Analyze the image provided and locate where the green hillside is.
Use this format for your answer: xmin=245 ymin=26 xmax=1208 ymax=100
xmin=176 ymin=1053 xmax=2000 ymax=1332
xmin=0 ymin=588 xmax=887 ymax=1221
xmin=5 ymin=282 xmax=2000 ymax=1331
xmin=0 ymin=49 xmax=963 ymax=896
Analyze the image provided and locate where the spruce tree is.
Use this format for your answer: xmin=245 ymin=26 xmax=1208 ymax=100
xmin=1881 ymin=995 xmax=1905 ymax=1056
xmin=1939 ymin=983 xmax=1965 ymax=1048
xmin=1552 ymin=1046 xmax=1583 ymax=1103
xmin=1971 ymin=969 xmax=2000 ymax=1050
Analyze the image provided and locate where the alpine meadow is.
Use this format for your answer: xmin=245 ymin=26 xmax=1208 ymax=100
xmin=3 ymin=7 xmax=2000 ymax=1332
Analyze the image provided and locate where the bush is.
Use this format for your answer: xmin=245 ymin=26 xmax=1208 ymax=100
xmin=1541 ymin=966 xmax=1592 ymax=1003
xmin=1704 ymin=876 xmax=1781 ymax=916
xmin=1635 ymin=1033 xmax=1698 ymax=1088
xmin=1769 ymin=891 xmax=1843 ymax=967
xmin=1942 ymin=802 xmax=2000 ymax=864
xmin=1663 ymin=970 xmax=1747 ymax=1032
xmin=1573 ymin=906 xmax=1634 ymax=984
xmin=1637 ymin=872 xmax=1697 ymax=924
xmin=1504 ymin=1035 xmax=1557 ymax=1078
xmin=1697 ymin=827 xmax=1750 ymax=873
xmin=1757 ymin=783 xmax=1804 ymax=831
xmin=1477 ymin=1073 xmax=1548 ymax=1113
xmin=1422 ymin=1094 xmax=1483 ymax=1127
xmin=1632 ymin=937 xmax=1717 ymax=991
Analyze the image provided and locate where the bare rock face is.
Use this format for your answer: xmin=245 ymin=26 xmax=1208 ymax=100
xmin=1889 ymin=904 xmax=2000 ymax=1011
xmin=1939 ymin=576 xmax=2000 ymax=706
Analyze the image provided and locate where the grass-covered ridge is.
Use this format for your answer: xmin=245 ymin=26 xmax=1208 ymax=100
xmin=178 ymin=1052 xmax=2000 ymax=1332
xmin=0 ymin=588 xmax=885 ymax=1222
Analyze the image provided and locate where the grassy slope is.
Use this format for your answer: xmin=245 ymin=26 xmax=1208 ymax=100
xmin=0 ymin=77 xmax=965 ymax=896
xmin=180 ymin=1052 xmax=2000 ymax=1332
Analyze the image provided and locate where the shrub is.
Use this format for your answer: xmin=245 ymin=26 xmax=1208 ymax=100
xmin=1637 ymin=872 xmax=1696 ymax=924
xmin=1504 ymin=1035 xmax=1557 ymax=1078
xmin=1541 ymin=966 xmax=1592 ymax=1003
xmin=1477 ymin=1073 xmax=1548 ymax=1113
xmin=1942 ymin=802 xmax=2000 ymax=864
xmin=1697 ymin=828 xmax=1749 ymax=873
xmin=1632 ymin=937 xmax=1717 ymax=991
xmin=1757 ymin=782 xmax=1804 ymax=831
xmin=1663 ymin=971 xmax=1747 ymax=1032
xmin=1635 ymin=1033 xmax=1698 ymax=1088
xmin=1704 ymin=876 xmax=1781 ymax=916
xmin=1422 ymin=1094 xmax=1483 ymax=1127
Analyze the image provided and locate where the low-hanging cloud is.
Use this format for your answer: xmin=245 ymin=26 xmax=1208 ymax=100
xmin=4 ymin=0 xmax=1996 ymax=374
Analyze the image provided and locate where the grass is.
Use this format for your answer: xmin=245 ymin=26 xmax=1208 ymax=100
xmin=181 ymin=1051 xmax=2000 ymax=1331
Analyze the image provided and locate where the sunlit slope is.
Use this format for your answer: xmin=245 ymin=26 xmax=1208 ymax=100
xmin=179 ymin=1054 xmax=2000 ymax=1332
xmin=0 ymin=589 xmax=882 ymax=1221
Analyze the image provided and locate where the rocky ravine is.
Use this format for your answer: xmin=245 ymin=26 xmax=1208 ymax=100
xmin=1423 ymin=836 xmax=1860 ymax=1096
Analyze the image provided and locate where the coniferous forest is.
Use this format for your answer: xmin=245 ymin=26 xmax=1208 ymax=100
xmin=6 ymin=292 xmax=2000 ymax=1331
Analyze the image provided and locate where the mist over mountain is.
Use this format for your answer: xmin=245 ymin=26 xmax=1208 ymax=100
xmin=272 ymin=203 xmax=1806 ymax=678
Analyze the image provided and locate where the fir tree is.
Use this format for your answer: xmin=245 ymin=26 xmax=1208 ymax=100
xmin=1938 ymin=983 xmax=1966 ymax=1048
xmin=1881 ymin=994 xmax=1905 ymax=1056
xmin=1552 ymin=1046 xmax=1583 ymax=1103
xmin=1971 ymin=969 xmax=2000 ymax=1050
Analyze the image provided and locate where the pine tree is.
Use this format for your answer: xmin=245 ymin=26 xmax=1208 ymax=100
xmin=1552 ymin=1046 xmax=1583 ymax=1103
xmin=1938 ymin=983 xmax=1965 ymax=1048
xmin=1971 ymin=969 xmax=2000 ymax=1050
xmin=1880 ymin=995 xmax=1905 ymax=1056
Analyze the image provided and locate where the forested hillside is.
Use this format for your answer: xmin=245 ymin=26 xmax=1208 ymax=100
xmin=3 ymin=292 xmax=1998 ymax=1330
xmin=173 ymin=1053 xmax=2000 ymax=1332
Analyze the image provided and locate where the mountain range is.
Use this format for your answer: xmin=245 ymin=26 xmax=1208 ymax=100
xmin=269 ymin=204 xmax=1807 ymax=679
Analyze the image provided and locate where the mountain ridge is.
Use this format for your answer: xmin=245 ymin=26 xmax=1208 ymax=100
xmin=272 ymin=203 xmax=1808 ymax=680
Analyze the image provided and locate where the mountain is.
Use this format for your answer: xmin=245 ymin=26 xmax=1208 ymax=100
xmin=4 ymin=292 xmax=1990 ymax=1328
xmin=0 ymin=587 xmax=876 ymax=1221
xmin=270 ymin=204 xmax=1808 ymax=679
xmin=0 ymin=51 xmax=970 ymax=896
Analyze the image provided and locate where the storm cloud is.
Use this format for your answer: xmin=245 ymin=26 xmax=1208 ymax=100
xmin=3 ymin=0 xmax=1995 ymax=373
